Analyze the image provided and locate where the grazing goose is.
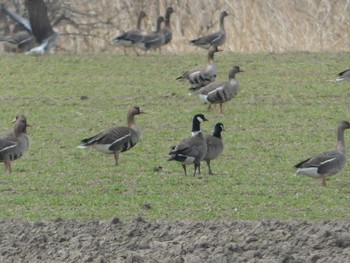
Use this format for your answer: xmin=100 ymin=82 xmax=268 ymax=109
xmin=336 ymin=69 xmax=350 ymax=82
xmin=78 ymin=106 xmax=145 ymax=166
xmin=196 ymin=66 xmax=244 ymax=113
xmin=204 ymin=123 xmax=224 ymax=175
xmin=168 ymin=114 xmax=208 ymax=176
xmin=190 ymin=11 xmax=228 ymax=49
xmin=136 ymin=16 xmax=165 ymax=51
xmin=24 ymin=0 xmax=60 ymax=56
xmin=112 ymin=11 xmax=147 ymax=56
xmin=177 ymin=45 xmax=222 ymax=91
xmin=0 ymin=115 xmax=30 ymax=173
xmin=160 ymin=7 xmax=175 ymax=46
xmin=293 ymin=120 xmax=350 ymax=186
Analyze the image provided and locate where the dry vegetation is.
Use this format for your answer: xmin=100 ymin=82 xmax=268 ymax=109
xmin=1 ymin=0 xmax=350 ymax=53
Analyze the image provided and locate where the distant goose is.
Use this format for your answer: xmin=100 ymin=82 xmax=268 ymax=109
xmin=112 ymin=11 xmax=147 ymax=56
xmin=78 ymin=106 xmax=145 ymax=166
xmin=136 ymin=16 xmax=165 ymax=51
xmin=293 ymin=121 xmax=350 ymax=186
xmin=336 ymin=69 xmax=350 ymax=82
xmin=177 ymin=45 xmax=222 ymax=91
xmin=160 ymin=7 xmax=175 ymax=46
xmin=168 ymin=114 xmax=208 ymax=176
xmin=0 ymin=115 xmax=30 ymax=173
xmin=24 ymin=0 xmax=60 ymax=56
xmin=195 ymin=66 xmax=244 ymax=113
xmin=204 ymin=123 xmax=224 ymax=175
xmin=190 ymin=11 xmax=228 ymax=49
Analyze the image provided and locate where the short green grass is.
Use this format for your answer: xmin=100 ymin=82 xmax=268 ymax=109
xmin=0 ymin=51 xmax=349 ymax=221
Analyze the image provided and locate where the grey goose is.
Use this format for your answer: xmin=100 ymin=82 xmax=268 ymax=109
xmin=168 ymin=114 xmax=208 ymax=176
xmin=293 ymin=120 xmax=350 ymax=186
xmin=204 ymin=123 xmax=224 ymax=175
xmin=24 ymin=0 xmax=60 ymax=56
xmin=177 ymin=45 xmax=222 ymax=92
xmin=135 ymin=16 xmax=165 ymax=51
xmin=78 ymin=106 xmax=145 ymax=166
xmin=190 ymin=11 xmax=228 ymax=49
xmin=112 ymin=11 xmax=147 ymax=56
xmin=0 ymin=115 xmax=30 ymax=173
xmin=160 ymin=7 xmax=175 ymax=46
xmin=196 ymin=66 xmax=244 ymax=113
xmin=336 ymin=69 xmax=350 ymax=82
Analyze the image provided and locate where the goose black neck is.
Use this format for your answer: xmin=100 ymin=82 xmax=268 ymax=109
xmin=212 ymin=127 xmax=222 ymax=138
xmin=192 ymin=117 xmax=202 ymax=133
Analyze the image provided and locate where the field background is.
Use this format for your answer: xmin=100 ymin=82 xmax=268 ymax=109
xmin=1 ymin=0 xmax=350 ymax=53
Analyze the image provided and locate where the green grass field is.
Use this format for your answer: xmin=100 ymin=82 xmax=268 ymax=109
xmin=0 ymin=51 xmax=349 ymax=221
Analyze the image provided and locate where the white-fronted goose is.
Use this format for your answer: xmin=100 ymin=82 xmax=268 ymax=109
xmin=196 ymin=66 xmax=244 ymax=113
xmin=293 ymin=121 xmax=350 ymax=186
xmin=136 ymin=16 xmax=165 ymax=51
xmin=177 ymin=45 xmax=222 ymax=91
xmin=168 ymin=114 xmax=208 ymax=176
xmin=336 ymin=69 xmax=350 ymax=82
xmin=24 ymin=0 xmax=60 ymax=56
xmin=112 ymin=11 xmax=147 ymax=56
xmin=0 ymin=115 xmax=30 ymax=173
xmin=78 ymin=106 xmax=145 ymax=166
xmin=204 ymin=123 xmax=224 ymax=175
xmin=160 ymin=7 xmax=174 ymax=46
xmin=190 ymin=11 xmax=228 ymax=49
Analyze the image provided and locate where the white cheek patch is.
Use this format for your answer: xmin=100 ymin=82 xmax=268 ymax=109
xmin=197 ymin=116 xmax=204 ymax=122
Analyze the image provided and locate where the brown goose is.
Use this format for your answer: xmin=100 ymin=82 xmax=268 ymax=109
xmin=168 ymin=114 xmax=208 ymax=176
xmin=78 ymin=106 xmax=145 ymax=165
xmin=293 ymin=121 xmax=350 ymax=186
xmin=190 ymin=11 xmax=228 ymax=49
xmin=112 ymin=11 xmax=147 ymax=56
xmin=336 ymin=69 xmax=350 ymax=82
xmin=135 ymin=16 xmax=165 ymax=51
xmin=177 ymin=45 xmax=222 ymax=91
xmin=204 ymin=123 xmax=224 ymax=175
xmin=196 ymin=66 xmax=244 ymax=113
xmin=160 ymin=7 xmax=175 ymax=46
xmin=0 ymin=115 xmax=30 ymax=173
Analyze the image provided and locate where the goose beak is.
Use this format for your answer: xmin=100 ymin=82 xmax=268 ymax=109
xmin=239 ymin=68 xmax=245 ymax=72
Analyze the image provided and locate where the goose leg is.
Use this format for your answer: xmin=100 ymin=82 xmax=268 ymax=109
xmin=193 ymin=162 xmax=201 ymax=176
xmin=213 ymin=104 xmax=216 ymax=112
xmin=114 ymin=151 xmax=120 ymax=166
xmin=181 ymin=164 xmax=187 ymax=176
xmin=206 ymin=160 xmax=213 ymax=175
xmin=321 ymin=177 xmax=327 ymax=186
xmin=219 ymin=103 xmax=223 ymax=113
xmin=4 ymin=161 xmax=11 ymax=173
xmin=133 ymin=47 xmax=140 ymax=56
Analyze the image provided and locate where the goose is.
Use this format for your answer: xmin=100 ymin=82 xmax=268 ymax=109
xmin=78 ymin=106 xmax=145 ymax=166
xmin=0 ymin=115 xmax=30 ymax=173
xmin=160 ymin=7 xmax=175 ymax=46
xmin=336 ymin=69 xmax=350 ymax=82
xmin=135 ymin=16 xmax=165 ymax=51
xmin=168 ymin=114 xmax=208 ymax=176
xmin=112 ymin=11 xmax=147 ymax=56
xmin=190 ymin=11 xmax=228 ymax=49
xmin=24 ymin=0 xmax=60 ymax=56
xmin=177 ymin=45 xmax=222 ymax=91
xmin=293 ymin=120 xmax=350 ymax=186
xmin=204 ymin=123 xmax=224 ymax=175
xmin=196 ymin=66 xmax=244 ymax=113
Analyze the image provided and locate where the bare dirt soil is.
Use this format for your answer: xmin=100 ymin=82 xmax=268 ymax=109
xmin=1 ymin=217 xmax=350 ymax=262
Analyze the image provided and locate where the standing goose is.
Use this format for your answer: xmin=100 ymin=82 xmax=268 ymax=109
xmin=196 ymin=66 xmax=244 ymax=113
xmin=78 ymin=106 xmax=145 ymax=166
xmin=190 ymin=11 xmax=228 ymax=49
xmin=204 ymin=123 xmax=224 ymax=175
xmin=293 ymin=120 xmax=350 ymax=186
xmin=135 ymin=16 xmax=165 ymax=51
xmin=177 ymin=45 xmax=222 ymax=91
xmin=160 ymin=7 xmax=175 ymax=46
xmin=112 ymin=11 xmax=147 ymax=56
xmin=24 ymin=0 xmax=60 ymax=56
xmin=336 ymin=69 xmax=350 ymax=82
xmin=0 ymin=115 xmax=30 ymax=173
xmin=168 ymin=114 xmax=208 ymax=176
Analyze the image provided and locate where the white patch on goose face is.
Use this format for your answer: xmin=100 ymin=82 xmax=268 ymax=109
xmin=294 ymin=167 xmax=320 ymax=178
xmin=197 ymin=116 xmax=204 ymax=122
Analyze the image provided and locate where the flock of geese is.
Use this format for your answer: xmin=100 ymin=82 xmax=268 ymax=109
xmin=0 ymin=1 xmax=350 ymax=187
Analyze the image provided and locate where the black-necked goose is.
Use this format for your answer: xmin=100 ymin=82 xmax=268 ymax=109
xmin=190 ymin=11 xmax=228 ymax=49
xmin=196 ymin=66 xmax=244 ymax=113
xmin=293 ymin=120 xmax=350 ymax=186
xmin=136 ymin=16 xmax=165 ymax=51
xmin=78 ymin=106 xmax=145 ymax=166
xmin=160 ymin=7 xmax=174 ymax=46
xmin=24 ymin=0 xmax=60 ymax=56
xmin=112 ymin=11 xmax=147 ymax=56
xmin=204 ymin=123 xmax=224 ymax=175
xmin=0 ymin=115 xmax=30 ymax=173
xmin=177 ymin=45 xmax=222 ymax=91
xmin=336 ymin=69 xmax=350 ymax=82
xmin=168 ymin=114 xmax=208 ymax=176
